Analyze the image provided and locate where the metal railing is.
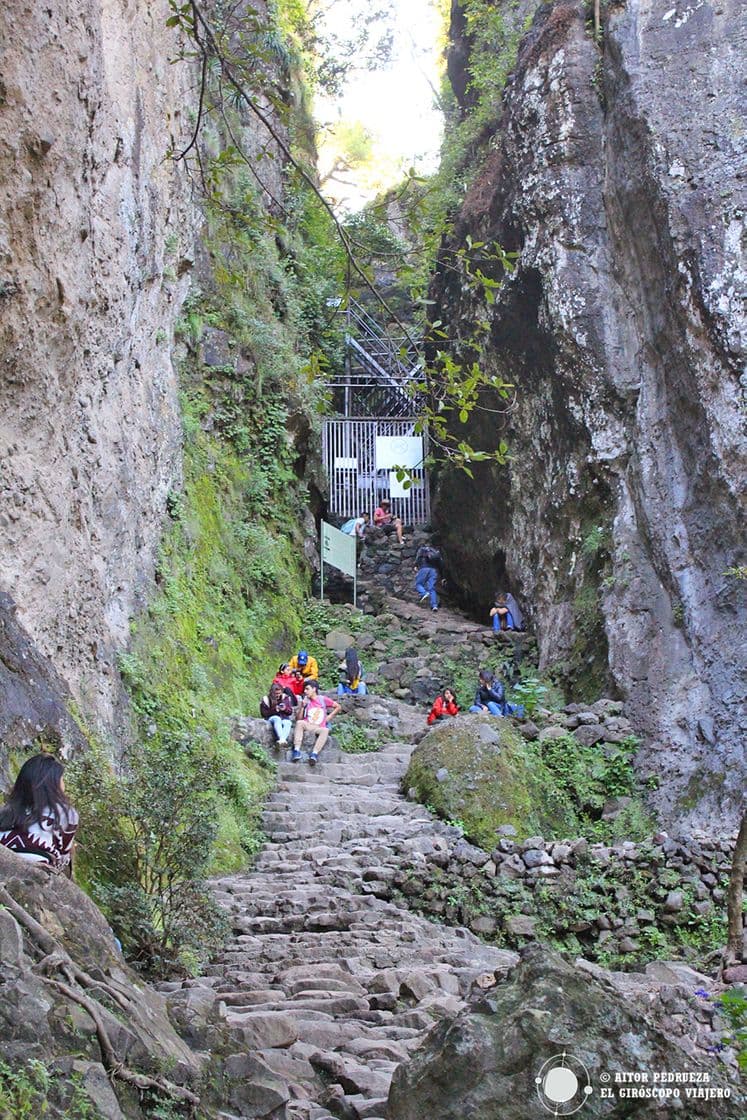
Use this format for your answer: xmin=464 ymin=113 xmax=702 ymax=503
xmin=328 ymin=297 xmax=423 ymax=417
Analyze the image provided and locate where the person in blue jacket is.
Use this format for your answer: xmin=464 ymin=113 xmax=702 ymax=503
xmin=469 ymin=669 xmax=507 ymax=716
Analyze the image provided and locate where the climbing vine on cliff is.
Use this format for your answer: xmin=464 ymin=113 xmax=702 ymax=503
xmin=164 ymin=0 xmax=525 ymax=475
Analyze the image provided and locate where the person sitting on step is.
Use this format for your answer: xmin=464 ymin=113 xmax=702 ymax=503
xmin=288 ymin=648 xmax=319 ymax=682
xmin=292 ymin=680 xmax=341 ymax=765
xmin=469 ymin=668 xmax=507 ymax=716
xmin=260 ymin=682 xmax=295 ymax=748
xmin=414 ymin=542 xmax=442 ymax=611
xmin=340 ymin=512 xmax=369 ymax=542
xmin=273 ymin=662 xmax=301 ymax=700
xmin=0 ymin=753 xmax=79 ymax=873
xmin=373 ymin=498 xmax=404 ymax=545
xmin=337 ymin=647 xmax=367 ymax=697
xmin=490 ymin=592 xmax=517 ymax=632
xmin=426 ymin=687 xmax=459 ymax=725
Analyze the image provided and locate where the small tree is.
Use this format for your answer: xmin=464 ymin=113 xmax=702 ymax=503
xmin=724 ymin=805 xmax=747 ymax=970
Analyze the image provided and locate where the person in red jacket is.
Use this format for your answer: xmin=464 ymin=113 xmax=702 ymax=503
xmin=273 ymin=663 xmax=304 ymax=700
xmin=427 ymin=687 xmax=459 ymax=725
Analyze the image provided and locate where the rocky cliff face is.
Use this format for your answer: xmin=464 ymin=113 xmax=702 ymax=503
xmin=0 ymin=847 xmax=202 ymax=1118
xmin=432 ymin=0 xmax=746 ymax=829
xmin=0 ymin=0 xmax=197 ymax=730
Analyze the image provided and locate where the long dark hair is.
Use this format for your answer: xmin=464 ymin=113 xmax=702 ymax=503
xmin=0 ymin=754 xmax=71 ymax=829
xmin=344 ymin=647 xmax=361 ymax=683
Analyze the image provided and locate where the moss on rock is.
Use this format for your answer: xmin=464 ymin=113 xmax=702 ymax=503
xmin=404 ymin=714 xmax=579 ymax=847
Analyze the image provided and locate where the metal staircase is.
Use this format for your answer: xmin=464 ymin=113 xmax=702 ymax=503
xmin=331 ymin=297 xmax=422 ymax=418
xmin=323 ymin=297 xmax=430 ymax=525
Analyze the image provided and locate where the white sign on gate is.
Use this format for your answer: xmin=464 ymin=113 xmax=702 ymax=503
xmin=375 ymin=435 xmax=424 ymax=470
xmin=389 ymin=471 xmax=423 ymax=499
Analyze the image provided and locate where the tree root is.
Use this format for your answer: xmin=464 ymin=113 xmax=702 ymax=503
xmin=0 ymin=884 xmax=200 ymax=1109
xmin=46 ymin=978 xmax=200 ymax=1106
xmin=0 ymin=885 xmax=135 ymax=1014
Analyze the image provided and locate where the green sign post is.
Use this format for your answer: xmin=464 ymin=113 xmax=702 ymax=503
xmin=320 ymin=521 xmax=357 ymax=606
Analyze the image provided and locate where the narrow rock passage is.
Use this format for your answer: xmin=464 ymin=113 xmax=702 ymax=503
xmin=206 ymin=710 xmax=517 ymax=1120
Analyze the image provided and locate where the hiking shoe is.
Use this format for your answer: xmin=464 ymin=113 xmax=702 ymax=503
xmin=419 ymin=592 xmax=429 ymax=603
xmin=308 ymin=752 xmax=318 ymax=766
xmin=290 ymin=748 xmax=302 ymax=762
xmin=431 ymin=606 xmax=439 ymax=611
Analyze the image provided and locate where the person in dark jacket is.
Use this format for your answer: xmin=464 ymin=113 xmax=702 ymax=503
xmin=427 ymin=687 xmax=459 ymax=725
xmin=260 ymin=682 xmax=295 ymax=746
xmin=468 ymin=669 xmax=506 ymax=716
xmin=414 ymin=543 xmax=441 ymax=611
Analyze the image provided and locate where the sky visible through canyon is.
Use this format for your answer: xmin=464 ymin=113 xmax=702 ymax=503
xmin=316 ymin=0 xmax=444 ymax=209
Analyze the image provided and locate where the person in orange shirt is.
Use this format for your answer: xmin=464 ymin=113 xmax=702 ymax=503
xmin=288 ymin=649 xmax=319 ymax=681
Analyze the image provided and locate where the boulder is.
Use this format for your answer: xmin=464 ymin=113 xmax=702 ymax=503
xmin=573 ymin=724 xmax=605 ymax=748
xmin=233 ymin=715 xmax=275 ymax=750
xmin=387 ymin=949 xmax=742 ymax=1119
xmin=325 ymin=630 xmax=355 ymax=651
xmin=0 ymin=848 xmax=202 ymax=1102
xmin=404 ymin=716 xmax=580 ymax=846
xmin=504 ymin=915 xmax=537 ymax=939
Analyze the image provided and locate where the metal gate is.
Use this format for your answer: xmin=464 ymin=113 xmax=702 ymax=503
xmin=322 ymin=418 xmax=431 ymax=526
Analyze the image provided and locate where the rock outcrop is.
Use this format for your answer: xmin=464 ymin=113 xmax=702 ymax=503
xmin=388 ymin=948 xmax=743 ymax=1119
xmin=431 ymin=0 xmax=747 ymax=830
xmin=0 ymin=592 xmax=87 ymax=787
xmin=0 ymin=0 xmax=198 ymax=732
xmin=0 ymin=846 xmax=201 ymax=1118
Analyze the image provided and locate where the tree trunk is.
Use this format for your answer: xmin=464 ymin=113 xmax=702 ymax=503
xmin=724 ymin=808 xmax=747 ymax=967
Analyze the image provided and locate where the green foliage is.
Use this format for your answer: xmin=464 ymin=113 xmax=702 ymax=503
xmin=334 ymin=720 xmax=379 ymax=754
xmin=68 ymin=735 xmax=229 ymax=975
xmin=0 ymin=1060 xmax=101 ymax=1120
xmin=581 ymin=524 xmax=609 ymax=557
xmin=509 ymin=675 xmax=547 ymax=717
xmin=537 ymin=732 xmax=654 ymax=842
xmin=716 ymin=988 xmax=747 ymax=1072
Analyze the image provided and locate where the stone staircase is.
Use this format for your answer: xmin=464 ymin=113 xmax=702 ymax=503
xmin=198 ymin=729 xmax=517 ymax=1120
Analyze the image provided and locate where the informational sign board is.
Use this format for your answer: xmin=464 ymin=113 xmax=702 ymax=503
xmin=320 ymin=521 xmax=357 ymax=605
xmin=375 ymin=435 xmax=424 ymax=471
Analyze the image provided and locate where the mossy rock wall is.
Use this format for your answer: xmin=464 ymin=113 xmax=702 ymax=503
xmin=405 ymin=715 xmax=578 ymax=847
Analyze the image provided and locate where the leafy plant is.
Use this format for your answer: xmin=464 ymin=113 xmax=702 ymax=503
xmin=716 ymin=988 xmax=747 ymax=1072
xmin=509 ymin=676 xmax=547 ymax=717
xmin=0 ymin=1060 xmax=102 ymax=1120
xmin=69 ymin=736 xmax=229 ymax=976
xmin=334 ymin=719 xmax=379 ymax=754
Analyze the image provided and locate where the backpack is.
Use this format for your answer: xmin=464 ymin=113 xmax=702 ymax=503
xmin=420 ymin=545 xmax=441 ymax=566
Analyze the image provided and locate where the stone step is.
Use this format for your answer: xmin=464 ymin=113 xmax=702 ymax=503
xmin=200 ymin=679 xmax=521 ymax=1119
